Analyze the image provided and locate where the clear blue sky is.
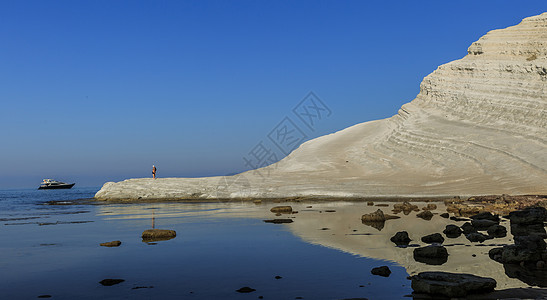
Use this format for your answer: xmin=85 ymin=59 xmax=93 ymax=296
xmin=1 ymin=1 xmax=545 ymax=188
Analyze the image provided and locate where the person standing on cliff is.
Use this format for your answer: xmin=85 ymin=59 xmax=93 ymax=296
xmin=152 ymin=165 xmax=157 ymax=179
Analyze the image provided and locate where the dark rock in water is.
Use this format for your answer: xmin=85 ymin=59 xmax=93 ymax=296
xmin=236 ymin=286 xmax=256 ymax=293
xmin=416 ymin=210 xmax=433 ymax=220
xmin=100 ymin=279 xmax=125 ymax=286
xmin=390 ymin=231 xmax=411 ymax=246
xmin=443 ymin=225 xmax=463 ymax=238
xmin=325 ymin=209 xmax=337 ymax=212
xmin=270 ymin=206 xmax=292 ymax=213
xmin=421 ymin=233 xmax=444 ymax=244
xmin=413 ymin=245 xmax=449 ymax=265
xmin=489 ymin=247 xmax=504 ymax=262
xmin=37 ymin=295 xmax=52 ymax=298
xmin=132 ymin=286 xmax=154 ymax=289
xmin=487 ymin=225 xmax=507 ymax=238
xmin=470 ymin=212 xmax=500 ymax=222
xmin=410 ymin=271 xmax=496 ymax=297
xmin=375 ymin=204 xmax=389 ymax=207
xmin=511 ymin=223 xmax=547 ymax=238
xmin=509 ymin=207 xmax=547 ymax=225
xmin=274 ymin=275 xmax=282 ymax=279
xmin=449 ymin=216 xmax=469 ymax=222
xmin=141 ymin=229 xmax=176 ymax=242
xmin=264 ymin=219 xmax=293 ymax=224
xmin=466 ymin=232 xmax=489 ymax=243
xmin=461 ymin=222 xmax=477 ymax=234
xmin=367 ymin=201 xmax=374 ymax=206
xmin=440 ymin=213 xmax=449 ymax=218
xmin=371 ymin=266 xmax=391 ymax=277
xmin=503 ymin=263 xmax=547 ymax=287
xmin=471 ymin=219 xmax=499 ymax=230
xmin=100 ymin=240 xmax=121 ymax=247
xmin=514 ymin=234 xmax=546 ymax=251
xmin=490 ymin=234 xmax=546 ymax=264
xmin=361 ymin=209 xmax=399 ymax=222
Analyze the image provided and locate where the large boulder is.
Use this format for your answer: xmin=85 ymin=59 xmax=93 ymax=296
xmin=411 ymin=272 xmax=496 ymax=297
xmin=461 ymin=222 xmax=477 ymax=234
xmin=466 ymin=232 xmax=490 ymax=243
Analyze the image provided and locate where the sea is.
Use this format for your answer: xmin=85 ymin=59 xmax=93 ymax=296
xmin=0 ymin=187 xmax=411 ymax=299
xmin=1 ymin=188 xmax=545 ymax=299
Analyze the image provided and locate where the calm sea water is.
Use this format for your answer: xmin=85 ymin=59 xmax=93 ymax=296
xmin=0 ymin=188 xmax=412 ymax=299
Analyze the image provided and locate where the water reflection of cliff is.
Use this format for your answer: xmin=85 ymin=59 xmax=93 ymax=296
xmin=97 ymin=201 xmax=535 ymax=289
xmin=280 ymin=202 xmax=534 ymax=290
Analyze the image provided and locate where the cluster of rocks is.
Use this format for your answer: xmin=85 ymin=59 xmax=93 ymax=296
xmin=488 ymin=206 xmax=547 ymax=287
xmin=445 ymin=195 xmax=547 ymax=217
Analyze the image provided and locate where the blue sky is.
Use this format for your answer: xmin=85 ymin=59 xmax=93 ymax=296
xmin=1 ymin=1 xmax=545 ymax=188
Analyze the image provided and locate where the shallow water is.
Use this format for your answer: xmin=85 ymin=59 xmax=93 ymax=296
xmin=1 ymin=189 xmax=546 ymax=299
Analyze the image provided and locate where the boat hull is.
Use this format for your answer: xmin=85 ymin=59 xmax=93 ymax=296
xmin=38 ymin=183 xmax=75 ymax=190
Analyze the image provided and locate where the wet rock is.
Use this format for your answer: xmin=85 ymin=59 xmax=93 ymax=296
xmin=325 ymin=209 xmax=336 ymax=212
xmin=470 ymin=212 xmax=500 ymax=222
xmin=421 ymin=233 xmax=444 ymax=244
xmin=263 ymin=219 xmax=293 ymax=224
xmin=270 ymin=206 xmax=293 ymax=214
xmin=361 ymin=209 xmax=399 ymax=222
xmin=510 ymin=223 xmax=547 ymax=238
xmin=367 ymin=201 xmax=374 ymax=206
xmin=443 ymin=225 xmax=463 ymax=238
xmin=375 ymin=204 xmax=389 ymax=207
xmin=422 ymin=204 xmax=437 ymax=211
xmin=509 ymin=206 xmax=547 ymax=225
xmin=461 ymin=222 xmax=477 ymax=234
xmin=471 ymin=219 xmax=499 ymax=230
xmin=487 ymin=225 xmax=507 ymax=238
xmin=236 ymin=287 xmax=256 ymax=293
xmin=410 ymin=272 xmax=496 ymax=297
xmin=393 ymin=201 xmax=419 ymax=214
xmin=440 ymin=213 xmax=449 ymax=218
xmin=37 ymin=295 xmax=52 ymax=298
xmin=371 ymin=266 xmax=391 ymax=277
xmin=416 ymin=210 xmax=433 ymax=220
xmin=390 ymin=231 xmax=411 ymax=246
xmin=141 ymin=229 xmax=176 ymax=242
xmin=275 ymin=275 xmax=282 ymax=279
xmin=489 ymin=247 xmax=504 ymax=262
xmin=413 ymin=245 xmax=449 ymax=265
xmin=466 ymin=232 xmax=489 ymax=243
xmin=514 ymin=234 xmax=546 ymax=251
xmin=503 ymin=263 xmax=547 ymax=287
xmin=100 ymin=240 xmax=121 ymax=247
xmin=253 ymin=200 xmax=262 ymax=204
xmin=449 ymin=216 xmax=469 ymax=222
xmin=100 ymin=279 xmax=125 ymax=286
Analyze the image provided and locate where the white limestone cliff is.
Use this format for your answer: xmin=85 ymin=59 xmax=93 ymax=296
xmin=96 ymin=13 xmax=547 ymax=201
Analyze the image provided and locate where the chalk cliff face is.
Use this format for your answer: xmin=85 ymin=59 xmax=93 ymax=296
xmin=95 ymin=13 xmax=547 ymax=201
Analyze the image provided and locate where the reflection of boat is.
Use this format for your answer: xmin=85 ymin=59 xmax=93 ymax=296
xmin=38 ymin=179 xmax=75 ymax=190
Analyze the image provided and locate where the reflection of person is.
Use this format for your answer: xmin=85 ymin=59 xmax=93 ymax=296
xmin=152 ymin=165 xmax=157 ymax=179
